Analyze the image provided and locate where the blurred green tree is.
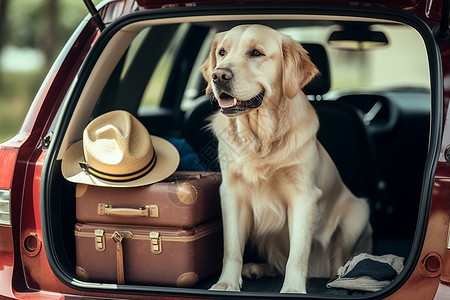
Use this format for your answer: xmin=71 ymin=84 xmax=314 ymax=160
xmin=0 ymin=0 xmax=98 ymax=142
xmin=4 ymin=0 xmax=89 ymax=66
xmin=0 ymin=0 xmax=9 ymax=81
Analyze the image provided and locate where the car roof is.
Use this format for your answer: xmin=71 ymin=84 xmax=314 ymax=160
xmin=135 ymin=0 xmax=422 ymax=10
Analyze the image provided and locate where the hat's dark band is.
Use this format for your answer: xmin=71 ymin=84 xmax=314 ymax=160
xmin=79 ymin=151 xmax=157 ymax=183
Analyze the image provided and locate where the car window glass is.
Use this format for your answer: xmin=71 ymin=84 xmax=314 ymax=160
xmin=279 ymin=24 xmax=429 ymax=95
xmin=139 ymin=23 xmax=190 ymax=109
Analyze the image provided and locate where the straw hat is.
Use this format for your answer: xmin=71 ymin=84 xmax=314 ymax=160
xmin=61 ymin=110 xmax=179 ymax=187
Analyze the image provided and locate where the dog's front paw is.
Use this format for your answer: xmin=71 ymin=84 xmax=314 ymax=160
xmin=281 ymin=289 xmax=307 ymax=294
xmin=280 ymin=283 xmax=306 ymax=294
xmin=210 ymin=281 xmax=241 ymax=291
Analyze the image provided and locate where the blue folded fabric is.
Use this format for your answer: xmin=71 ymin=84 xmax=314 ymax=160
xmin=167 ymin=138 xmax=211 ymax=172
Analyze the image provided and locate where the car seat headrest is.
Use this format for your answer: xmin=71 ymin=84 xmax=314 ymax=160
xmin=302 ymin=43 xmax=331 ymax=97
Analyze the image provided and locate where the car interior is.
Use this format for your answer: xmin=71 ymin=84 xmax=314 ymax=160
xmin=44 ymin=13 xmax=432 ymax=297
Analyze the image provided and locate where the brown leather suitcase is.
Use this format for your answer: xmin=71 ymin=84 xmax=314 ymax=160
xmin=76 ymin=172 xmax=221 ymax=228
xmin=74 ymin=220 xmax=222 ymax=287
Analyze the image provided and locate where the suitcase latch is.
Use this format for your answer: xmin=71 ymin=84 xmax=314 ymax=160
xmin=149 ymin=232 xmax=162 ymax=254
xmin=111 ymin=230 xmax=133 ymax=243
xmin=94 ymin=229 xmax=105 ymax=252
xmin=147 ymin=205 xmax=159 ymax=218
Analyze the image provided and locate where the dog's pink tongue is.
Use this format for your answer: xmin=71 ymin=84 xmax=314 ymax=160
xmin=218 ymin=97 xmax=238 ymax=108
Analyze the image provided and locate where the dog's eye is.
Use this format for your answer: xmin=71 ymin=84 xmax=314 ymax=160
xmin=218 ymin=48 xmax=226 ymax=56
xmin=251 ymin=49 xmax=263 ymax=57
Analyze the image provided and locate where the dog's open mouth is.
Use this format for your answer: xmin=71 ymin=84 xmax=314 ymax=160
xmin=217 ymin=90 xmax=265 ymax=115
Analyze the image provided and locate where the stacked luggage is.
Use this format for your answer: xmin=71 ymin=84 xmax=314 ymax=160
xmin=74 ymin=172 xmax=223 ymax=287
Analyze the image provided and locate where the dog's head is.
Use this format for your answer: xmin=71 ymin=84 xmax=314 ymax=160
xmin=201 ymin=24 xmax=318 ymax=117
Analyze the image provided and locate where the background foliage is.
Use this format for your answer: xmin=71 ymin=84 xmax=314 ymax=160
xmin=0 ymin=0 xmax=100 ymax=142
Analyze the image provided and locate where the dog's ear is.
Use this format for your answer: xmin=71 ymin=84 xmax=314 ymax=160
xmin=201 ymin=33 xmax=224 ymax=95
xmin=282 ymin=36 xmax=319 ymax=99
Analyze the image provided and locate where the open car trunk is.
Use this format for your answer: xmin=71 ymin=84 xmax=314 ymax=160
xmin=40 ymin=4 xmax=441 ymax=299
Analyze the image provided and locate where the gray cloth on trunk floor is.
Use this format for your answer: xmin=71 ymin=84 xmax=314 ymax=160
xmin=326 ymin=253 xmax=404 ymax=292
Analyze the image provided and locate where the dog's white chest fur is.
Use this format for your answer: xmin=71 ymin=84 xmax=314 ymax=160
xmin=239 ymin=175 xmax=288 ymax=234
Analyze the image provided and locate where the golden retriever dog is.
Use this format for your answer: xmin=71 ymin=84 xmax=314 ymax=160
xmin=201 ymin=24 xmax=372 ymax=294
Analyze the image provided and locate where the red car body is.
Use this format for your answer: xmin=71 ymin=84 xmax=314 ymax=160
xmin=1 ymin=0 xmax=450 ymax=299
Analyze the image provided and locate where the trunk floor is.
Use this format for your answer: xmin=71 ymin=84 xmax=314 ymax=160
xmin=196 ymin=274 xmax=368 ymax=296
xmin=194 ymin=238 xmax=409 ymax=295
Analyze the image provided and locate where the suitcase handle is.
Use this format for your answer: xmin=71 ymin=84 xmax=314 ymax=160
xmin=98 ymin=204 xmax=159 ymax=218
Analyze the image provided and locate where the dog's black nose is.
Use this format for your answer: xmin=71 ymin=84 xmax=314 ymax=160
xmin=212 ymin=68 xmax=233 ymax=84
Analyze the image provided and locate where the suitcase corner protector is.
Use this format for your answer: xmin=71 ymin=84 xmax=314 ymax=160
xmin=176 ymin=272 xmax=199 ymax=287
xmin=76 ymin=266 xmax=89 ymax=281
